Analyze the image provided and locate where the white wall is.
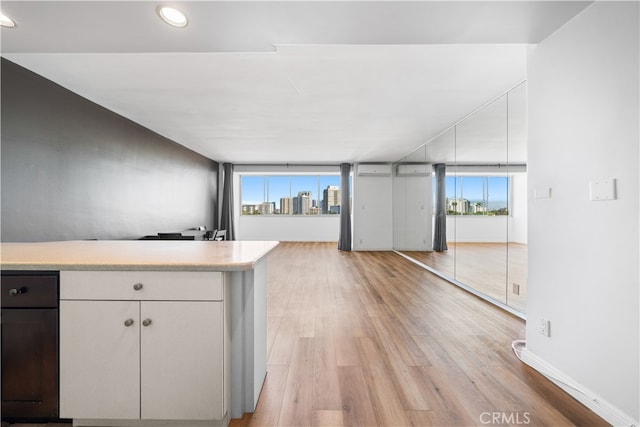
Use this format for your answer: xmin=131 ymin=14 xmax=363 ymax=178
xmin=447 ymin=216 xmax=507 ymax=243
xmin=526 ymin=2 xmax=639 ymax=425
xmin=353 ymin=170 xmax=393 ymax=250
xmin=238 ymin=215 xmax=339 ymax=242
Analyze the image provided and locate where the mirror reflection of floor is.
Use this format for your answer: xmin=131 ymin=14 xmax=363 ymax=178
xmin=402 ymin=242 xmax=527 ymax=314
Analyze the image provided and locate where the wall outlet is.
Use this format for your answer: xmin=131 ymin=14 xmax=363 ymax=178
xmin=512 ymin=283 xmax=520 ymax=295
xmin=538 ymin=318 xmax=551 ymax=337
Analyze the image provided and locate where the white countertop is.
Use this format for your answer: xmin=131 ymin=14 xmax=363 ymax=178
xmin=0 ymin=240 xmax=279 ymax=272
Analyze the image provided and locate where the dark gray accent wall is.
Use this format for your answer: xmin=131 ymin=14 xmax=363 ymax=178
xmin=1 ymin=58 xmax=218 ymax=242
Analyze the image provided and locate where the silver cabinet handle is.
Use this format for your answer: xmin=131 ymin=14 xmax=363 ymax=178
xmin=8 ymin=287 xmax=26 ymax=296
xmin=142 ymin=319 xmax=152 ymax=327
xmin=124 ymin=319 xmax=134 ymax=327
xmin=133 ymin=283 xmax=143 ymax=291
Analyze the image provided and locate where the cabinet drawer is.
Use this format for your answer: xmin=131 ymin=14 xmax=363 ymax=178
xmin=1 ymin=273 xmax=58 ymax=308
xmin=60 ymin=271 xmax=223 ymax=301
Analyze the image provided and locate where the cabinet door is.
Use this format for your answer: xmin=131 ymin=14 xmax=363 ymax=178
xmin=1 ymin=309 xmax=58 ymax=418
xmin=140 ymin=301 xmax=223 ymax=420
xmin=60 ymin=300 xmax=140 ymax=419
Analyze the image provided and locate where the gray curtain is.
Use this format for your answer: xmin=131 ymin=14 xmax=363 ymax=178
xmin=220 ymin=163 xmax=235 ymax=240
xmin=212 ymin=162 xmax=220 ymax=231
xmin=337 ymin=163 xmax=352 ymax=251
xmin=433 ymin=163 xmax=448 ymax=251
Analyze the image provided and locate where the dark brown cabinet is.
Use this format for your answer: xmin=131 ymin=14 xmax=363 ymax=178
xmin=1 ymin=272 xmax=59 ymax=420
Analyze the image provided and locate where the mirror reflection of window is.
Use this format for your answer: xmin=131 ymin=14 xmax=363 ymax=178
xmin=393 ymin=82 xmax=527 ymax=316
xmin=444 ymin=176 xmax=510 ymax=216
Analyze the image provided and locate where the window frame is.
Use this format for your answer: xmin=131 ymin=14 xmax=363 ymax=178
xmin=441 ymin=173 xmax=513 ymax=217
xmin=239 ymin=172 xmax=348 ymax=216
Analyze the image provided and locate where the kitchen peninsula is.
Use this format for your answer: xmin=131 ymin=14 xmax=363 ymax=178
xmin=1 ymin=240 xmax=279 ymax=427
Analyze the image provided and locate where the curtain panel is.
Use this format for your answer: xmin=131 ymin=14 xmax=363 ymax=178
xmin=337 ymin=163 xmax=352 ymax=251
xmin=433 ymin=163 xmax=448 ymax=252
xmin=220 ymin=163 xmax=236 ymax=241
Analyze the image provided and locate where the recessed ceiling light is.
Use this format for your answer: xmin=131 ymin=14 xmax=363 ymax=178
xmin=157 ymin=6 xmax=188 ymax=28
xmin=0 ymin=12 xmax=16 ymax=28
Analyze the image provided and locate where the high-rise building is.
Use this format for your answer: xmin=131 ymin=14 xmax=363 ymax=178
xmin=322 ymin=185 xmax=341 ymax=214
xmin=257 ymin=202 xmax=275 ymax=215
xmin=293 ymin=191 xmax=312 ymax=215
xmin=447 ymin=197 xmax=470 ymax=214
xmin=242 ymin=205 xmax=253 ymax=215
xmin=280 ymin=197 xmax=293 ymax=215
xmin=471 ymin=202 xmax=488 ymax=215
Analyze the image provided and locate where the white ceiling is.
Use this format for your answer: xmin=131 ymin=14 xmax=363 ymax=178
xmin=0 ymin=1 xmax=591 ymax=164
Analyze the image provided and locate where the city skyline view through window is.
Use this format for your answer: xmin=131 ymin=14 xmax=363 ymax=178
xmin=241 ymin=175 xmax=344 ymax=215
xmin=241 ymin=174 xmax=509 ymax=216
xmin=445 ymin=175 xmax=510 ymax=215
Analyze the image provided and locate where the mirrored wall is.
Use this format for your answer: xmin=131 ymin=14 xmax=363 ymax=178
xmin=393 ymin=82 xmax=527 ymax=314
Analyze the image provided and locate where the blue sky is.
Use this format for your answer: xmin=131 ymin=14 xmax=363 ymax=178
xmin=446 ymin=176 xmax=509 ymax=209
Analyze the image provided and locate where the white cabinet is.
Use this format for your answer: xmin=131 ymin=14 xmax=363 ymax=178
xmin=140 ymin=301 xmax=222 ymax=420
xmin=60 ymin=271 xmax=229 ymax=424
xmin=60 ymin=300 xmax=140 ymax=419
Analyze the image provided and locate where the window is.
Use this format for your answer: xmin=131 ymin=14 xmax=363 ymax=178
xmin=241 ymin=175 xmax=346 ymax=215
xmin=444 ymin=175 xmax=510 ymax=216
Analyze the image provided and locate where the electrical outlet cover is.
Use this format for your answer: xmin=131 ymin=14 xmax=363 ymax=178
xmin=538 ymin=318 xmax=550 ymax=337
xmin=589 ymin=178 xmax=616 ymax=201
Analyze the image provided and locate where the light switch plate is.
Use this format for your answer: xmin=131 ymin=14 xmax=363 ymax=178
xmin=534 ymin=187 xmax=551 ymax=199
xmin=590 ymin=178 xmax=616 ymax=201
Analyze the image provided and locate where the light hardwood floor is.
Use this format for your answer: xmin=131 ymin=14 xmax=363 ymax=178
xmin=404 ymin=242 xmax=528 ymax=313
xmin=231 ymin=242 xmax=607 ymax=427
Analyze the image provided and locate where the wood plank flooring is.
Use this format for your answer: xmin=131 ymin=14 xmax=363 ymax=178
xmin=232 ymin=242 xmax=607 ymax=427
xmin=404 ymin=242 xmax=528 ymax=313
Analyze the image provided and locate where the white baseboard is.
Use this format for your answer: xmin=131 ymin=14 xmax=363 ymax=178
xmin=520 ymin=348 xmax=638 ymax=427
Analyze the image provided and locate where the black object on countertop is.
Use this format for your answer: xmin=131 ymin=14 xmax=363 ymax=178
xmin=140 ymin=233 xmax=195 ymax=240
